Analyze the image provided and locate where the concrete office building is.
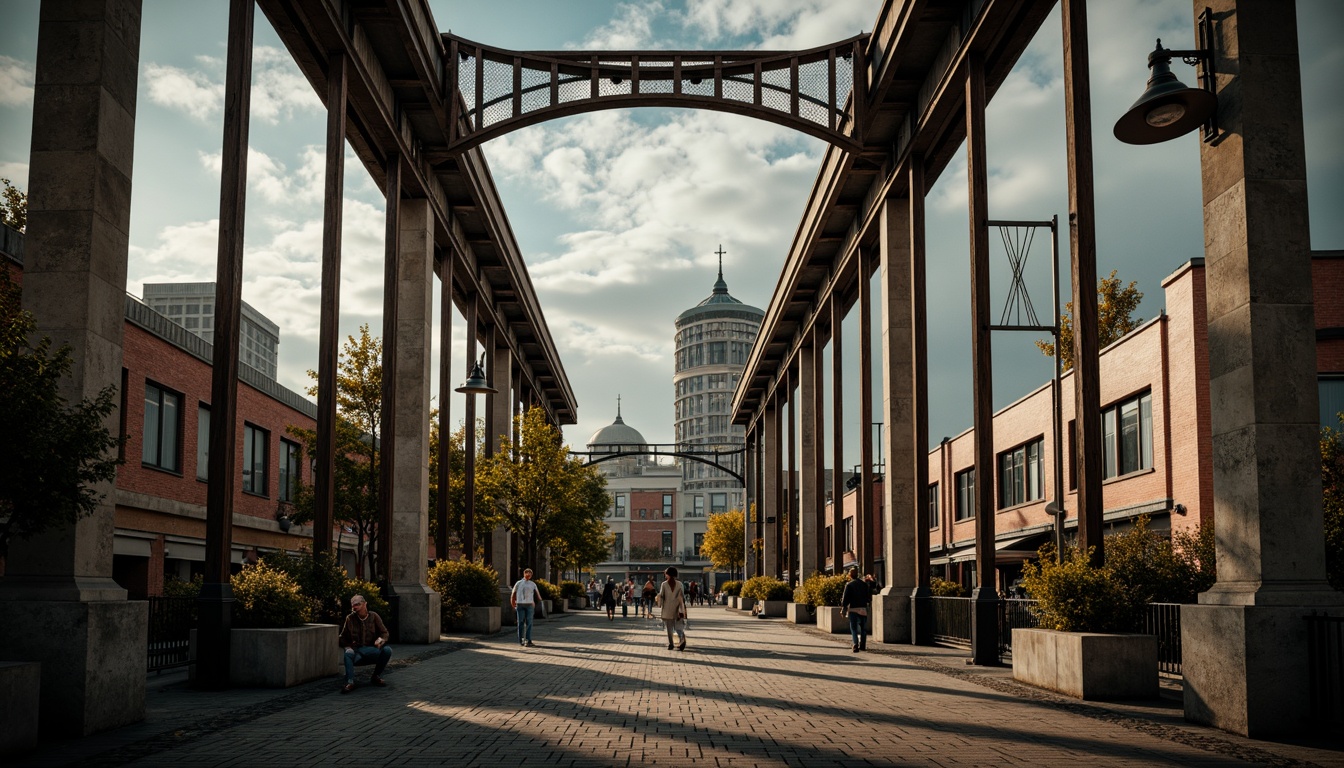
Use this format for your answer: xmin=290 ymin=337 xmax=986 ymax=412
xmin=142 ymin=282 xmax=281 ymax=380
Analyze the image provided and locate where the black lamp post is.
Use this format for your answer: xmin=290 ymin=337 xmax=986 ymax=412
xmin=455 ymin=354 xmax=496 ymax=560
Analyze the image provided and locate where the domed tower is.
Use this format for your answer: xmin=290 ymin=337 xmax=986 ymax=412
xmin=673 ymin=247 xmax=763 ymax=518
xmin=586 ymin=396 xmax=648 ymax=478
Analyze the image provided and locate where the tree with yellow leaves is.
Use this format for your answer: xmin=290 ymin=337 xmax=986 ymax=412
xmin=1036 ymin=269 xmax=1143 ymax=370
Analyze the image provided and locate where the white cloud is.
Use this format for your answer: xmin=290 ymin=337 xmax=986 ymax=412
xmin=143 ymin=62 xmax=224 ymax=121
xmin=0 ymin=55 xmax=34 ymax=107
xmin=142 ymin=47 xmax=318 ymax=125
xmin=197 ymin=144 xmax=327 ymax=206
xmin=0 ymin=161 xmax=27 ymax=189
xmin=681 ymin=0 xmax=873 ymax=47
xmin=580 ymin=2 xmax=665 ymax=48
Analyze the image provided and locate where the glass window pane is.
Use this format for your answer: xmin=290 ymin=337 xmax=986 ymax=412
xmin=1103 ymin=409 xmax=1117 ymax=479
xmin=243 ymin=426 xmax=255 ymax=492
xmin=161 ymin=392 xmax=179 ymax=471
xmin=142 ymin=384 xmax=160 ymax=465
xmin=197 ymin=407 xmax=209 ymax=480
xmin=1120 ymin=399 xmax=1140 ymax=475
xmin=1140 ymin=393 xmax=1153 ymax=470
xmin=1321 ymin=378 xmax=1344 ymax=429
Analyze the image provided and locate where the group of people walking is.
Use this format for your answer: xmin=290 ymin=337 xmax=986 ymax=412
xmin=574 ymin=568 xmax=690 ymax=649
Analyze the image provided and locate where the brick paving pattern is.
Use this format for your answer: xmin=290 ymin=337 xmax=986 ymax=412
xmin=15 ymin=607 xmax=1344 ymax=767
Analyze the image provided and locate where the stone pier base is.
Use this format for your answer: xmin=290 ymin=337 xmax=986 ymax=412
xmin=872 ymin=590 xmax=911 ymax=643
xmin=6 ymin=600 xmax=146 ymax=737
xmin=390 ymin=584 xmax=440 ymax=643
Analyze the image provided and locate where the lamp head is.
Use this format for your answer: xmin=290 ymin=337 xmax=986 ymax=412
xmin=1114 ymin=40 xmax=1217 ymax=145
xmin=455 ymin=355 xmax=497 ymax=395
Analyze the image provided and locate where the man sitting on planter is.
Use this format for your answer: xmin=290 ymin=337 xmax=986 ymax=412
xmin=339 ymin=594 xmax=391 ymax=693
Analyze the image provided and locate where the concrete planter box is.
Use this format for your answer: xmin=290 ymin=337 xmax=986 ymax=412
xmin=539 ymin=600 xmax=552 ymax=618
xmin=551 ymin=598 xmax=566 ymax=614
xmin=0 ymin=661 xmax=40 ymax=756
xmin=787 ymin=602 xmax=816 ymax=624
xmin=1012 ymin=628 xmax=1158 ymax=700
xmin=231 ymin=624 xmax=339 ymax=688
xmin=738 ymin=597 xmax=756 ymax=612
xmin=450 ymin=606 xmax=501 ymax=634
xmin=758 ymin=600 xmax=788 ymax=618
xmin=816 ymin=606 xmax=848 ymax=634
xmin=568 ymin=598 xmax=584 ymax=610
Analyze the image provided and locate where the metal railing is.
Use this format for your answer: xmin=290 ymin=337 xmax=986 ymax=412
xmin=1144 ymin=602 xmax=1183 ymax=676
xmin=930 ymin=596 xmax=973 ymax=645
xmin=147 ymin=596 xmax=197 ymax=672
xmin=1307 ymin=613 xmax=1344 ymax=732
xmin=998 ymin=598 xmax=1041 ymax=654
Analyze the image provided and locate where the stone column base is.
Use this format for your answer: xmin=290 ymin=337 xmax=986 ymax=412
xmin=1183 ymin=603 xmax=1340 ymax=737
xmin=872 ymin=589 xmax=911 ymax=643
xmin=390 ymin=583 xmax=440 ymax=644
xmin=2 ymin=599 xmax=146 ymax=737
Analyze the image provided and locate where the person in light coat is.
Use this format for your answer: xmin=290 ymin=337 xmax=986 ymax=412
xmin=656 ymin=566 xmax=688 ymax=651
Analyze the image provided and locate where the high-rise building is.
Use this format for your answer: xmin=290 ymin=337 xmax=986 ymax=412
xmin=142 ymin=282 xmax=280 ymax=379
xmin=673 ymin=251 xmax=763 ymax=517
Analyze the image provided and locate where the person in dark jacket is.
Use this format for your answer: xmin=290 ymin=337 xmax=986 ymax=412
xmin=601 ymin=577 xmax=618 ymax=621
xmin=840 ymin=567 xmax=871 ymax=652
xmin=338 ymin=594 xmax=391 ymax=692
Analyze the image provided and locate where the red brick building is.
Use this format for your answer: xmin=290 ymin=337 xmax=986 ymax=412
xmin=4 ymin=226 xmax=327 ymax=597
xmin=830 ymin=254 xmax=1344 ymax=591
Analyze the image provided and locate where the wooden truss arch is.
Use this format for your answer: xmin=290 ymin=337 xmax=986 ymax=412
xmin=444 ymin=33 xmax=869 ymax=155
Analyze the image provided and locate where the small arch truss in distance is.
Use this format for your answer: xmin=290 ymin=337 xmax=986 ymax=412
xmin=572 ymin=443 xmax=746 ymax=486
xmin=444 ymin=33 xmax=869 ymax=155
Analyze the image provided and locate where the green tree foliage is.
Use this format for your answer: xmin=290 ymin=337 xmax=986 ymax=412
xmin=1104 ymin=514 xmax=1215 ymax=618
xmin=1020 ymin=544 xmax=1129 ymax=632
xmin=559 ymin=580 xmax=585 ymax=600
xmin=476 ymin=406 xmax=611 ymax=576
xmin=549 ymin=511 xmax=613 ymax=578
xmin=428 ymin=558 xmax=501 ymax=626
xmin=719 ymin=580 xmax=743 ymax=597
xmin=701 ymin=507 xmax=747 ymax=578
xmin=1324 ymin=417 xmax=1344 ymax=591
xmin=286 ymin=325 xmax=382 ymax=580
xmin=1 ymin=178 xmax=25 ymax=232
xmin=259 ymin=549 xmax=388 ymax=624
xmin=0 ymin=269 xmax=122 ymax=559
xmin=1036 ymin=269 xmax=1144 ymax=371
xmin=230 ymin=561 xmax=312 ymax=628
xmin=429 ymin=414 xmax=489 ymax=557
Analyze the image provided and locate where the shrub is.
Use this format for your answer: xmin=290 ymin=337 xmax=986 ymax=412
xmin=162 ymin=573 xmax=202 ymax=599
xmin=533 ymin=578 xmax=561 ymax=603
xmin=1020 ymin=544 xmax=1128 ymax=632
xmin=929 ymin=577 xmax=966 ymax=597
xmin=812 ymin=574 xmax=849 ymax=606
xmin=719 ymin=580 xmax=743 ymax=597
xmin=259 ymin=549 xmax=387 ymax=623
xmin=793 ymin=582 xmax=809 ymax=604
xmin=230 ymin=561 xmax=311 ymax=628
xmin=560 ymin=580 xmax=585 ymax=600
xmin=428 ymin=558 xmax=501 ymax=626
xmin=741 ymin=575 xmax=791 ymax=601
xmin=338 ymin=578 xmax=390 ymax=620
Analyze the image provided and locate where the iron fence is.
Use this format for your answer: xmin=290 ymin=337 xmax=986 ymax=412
xmin=1306 ymin=613 xmax=1344 ymax=733
xmin=998 ymin=598 xmax=1040 ymax=654
xmin=930 ymin=596 xmax=973 ymax=645
xmin=147 ymin=596 xmax=196 ymax=672
xmin=1144 ymin=602 xmax=1183 ymax=676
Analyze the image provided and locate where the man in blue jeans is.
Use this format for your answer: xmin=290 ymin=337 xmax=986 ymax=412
xmin=338 ymin=594 xmax=391 ymax=692
xmin=511 ymin=567 xmax=540 ymax=647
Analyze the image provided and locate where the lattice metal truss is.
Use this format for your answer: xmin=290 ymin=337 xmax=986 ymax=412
xmin=444 ymin=33 xmax=869 ymax=155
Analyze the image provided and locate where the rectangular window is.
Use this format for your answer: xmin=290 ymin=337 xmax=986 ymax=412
xmin=998 ymin=438 xmax=1044 ymax=508
xmin=694 ymin=496 xmax=705 ymax=517
xmin=243 ymin=423 xmax=269 ymax=495
xmin=710 ymin=493 xmax=727 ymax=513
xmin=844 ymin=518 xmax=855 ymax=554
xmin=662 ymin=494 xmax=673 ymax=518
xmin=613 ymin=533 xmax=624 ymax=560
xmin=196 ymin=405 xmax=210 ymax=480
xmin=1102 ymin=391 xmax=1153 ymax=479
xmin=142 ymin=382 xmax=181 ymax=472
xmin=615 ymin=495 xmax=627 ymax=517
xmin=279 ymin=439 xmax=302 ymax=502
xmin=955 ymin=468 xmax=976 ymax=521
xmin=1323 ymin=377 xmax=1344 ymax=429
xmin=928 ymin=483 xmax=940 ymax=529
xmin=824 ymin=526 xmax=832 ymax=558
xmin=1067 ymin=420 xmax=1077 ymax=491
xmin=693 ymin=532 xmax=704 ymax=558
xmin=661 ymin=531 xmax=673 ymax=557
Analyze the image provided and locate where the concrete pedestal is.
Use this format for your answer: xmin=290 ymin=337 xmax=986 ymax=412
xmin=390 ymin=584 xmax=441 ymax=643
xmin=452 ymin=606 xmax=501 ymax=634
xmin=230 ymin=624 xmax=340 ymax=688
xmin=1012 ymin=628 xmax=1157 ymax=701
xmin=787 ymin=602 xmax=815 ymax=624
xmin=817 ymin=607 xmax=847 ymax=634
xmin=4 ymin=600 xmax=146 ymax=737
xmin=0 ymin=661 xmax=40 ymax=755
xmin=1183 ymin=603 xmax=1338 ymax=737
xmin=872 ymin=590 xmax=911 ymax=643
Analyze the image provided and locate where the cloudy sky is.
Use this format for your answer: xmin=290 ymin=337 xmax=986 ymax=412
xmin=0 ymin=0 xmax=1341 ymax=465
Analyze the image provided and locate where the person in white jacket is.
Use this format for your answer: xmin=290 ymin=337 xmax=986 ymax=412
xmin=656 ymin=566 xmax=688 ymax=651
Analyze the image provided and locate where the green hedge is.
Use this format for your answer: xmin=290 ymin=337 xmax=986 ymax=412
xmin=741 ymin=575 xmax=791 ymax=601
xmin=230 ymin=561 xmax=311 ymax=628
xmin=533 ymin=578 xmax=561 ymax=602
xmin=560 ymin=580 xmax=586 ymax=599
xmin=428 ymin=558 xmax=501 ymax=626
xmin=258 ymin=550 xmax=388 ymax=624
xmin=929 ymin=576 xmax=966 ymax=597
xmin=795 ymin=573 xmax=848 ymax=607
xmin=719 ymin=580 xmax=744 ymax=597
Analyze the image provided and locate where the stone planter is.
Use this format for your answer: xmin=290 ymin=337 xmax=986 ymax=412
xmin=568 ymin=597 xmax=584 ymax=610
xmin=230 ymin=624 xmax=339 ymax=688
xmin=758 ymin=600 xmax=788 ymax=618
xmin=449 ymin=606 xmax=500 ymax=634
xmin=1012 ymin=628 xmax=1158 ymax=700
xmin=0 ymin=661 xmax=40 ymax=755
xmin=738 ymin=597 xmax=757 ymax=613
xmin=787 ymin=602 xmax=816 ymax=624
xmin=816 ymin=606 xmax=848 ymax=634
xmin=551 ymin=598 xmax=566 ymax=614
xmin=539 ymin=599 xmax=552 ymax=618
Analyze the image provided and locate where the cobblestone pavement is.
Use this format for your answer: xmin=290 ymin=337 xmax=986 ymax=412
xmin=16 ymin=606 xmax=1344 ymax=767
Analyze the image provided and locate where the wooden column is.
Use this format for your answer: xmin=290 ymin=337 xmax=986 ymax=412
xmin=798 ymin=331 xmax=820 ymax=580
xmin=858 ymin=247 xmax=875 ymax=578
xmin=435 ymin=260 xmax=451 ymax=561
xmin=199 ymin=0 xmax=254 ymax=690
xmin=377 ymin=153 xmax=401 ymax=588
xmin=463 ymin=293 xmax=479 ymax=560
xmin=763 ymin=399 xmax=780 ymax=578
xmin=831 ymin=297 xmax=846 ymax=573
xmin=1062 ymin=0 xmax=1104 ymax=563
xmin=786 ymin=367 xmax=798 ymax=584
xmin=744 ymin=424 xmax=756 ymax=580
xmin=490 ymin=334 xmax=514 ymax=583
xmin=314 ymin=51 xmax=346 ymax=558
xmin=812 ymin=324 xmax=828 ymax=576
xmin=966 ymin=53 xmax=1000 ymax=666
xmin=910 ymin=159 xmax=934 ymax=645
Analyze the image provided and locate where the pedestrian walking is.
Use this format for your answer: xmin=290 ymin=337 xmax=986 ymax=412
xmin=601 ymin=577 xmax=617 ymax=620
xmin=841 ymin=567 xmax=870 ymax=652
xmin=641 ymin=577 xmax=656 ymax=618
xmin=622 ymin=578 xmax=634 ymax=618
xmin=656 ymin=566 xmax=688 ymax=651
xmin=511 ymin=568 xmax=540 ymax=647
xmin=687 ymin=580 xmax=700 ymax=606
xmin=588 ymin=579 xmax=600 ymax=610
